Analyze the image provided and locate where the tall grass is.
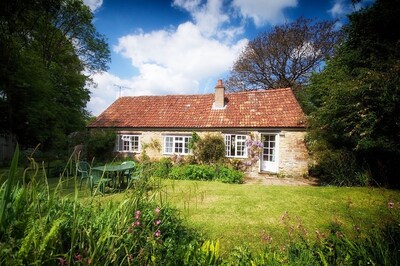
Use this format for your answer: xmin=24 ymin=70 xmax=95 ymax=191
xmin=0 ymin=149 xmax=220 ymax=265
xmin=1 ymin=149 xmax=400 ymax=265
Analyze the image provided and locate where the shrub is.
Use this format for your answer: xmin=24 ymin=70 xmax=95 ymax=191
xmin=215 ymin=165 xmax=244 ymax=184
xmin=309 ymin=148 xmax=370 ymax=186
xmin=86 ymin=130 xmax=116 ymax=162
xmin=151 ymin=157 xmax=173 ymax=178
xmin=168 ymin=164 xmax=244 ymax=184
xmin=196 ymin=134 xmax=225 ymax=164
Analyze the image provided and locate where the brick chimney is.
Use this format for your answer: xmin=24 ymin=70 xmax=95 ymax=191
xmin=212 ymin=79 xmax=225 ymax=109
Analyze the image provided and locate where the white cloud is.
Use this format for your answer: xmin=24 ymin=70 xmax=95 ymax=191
xmin=328 ymin=0 xmax=350 ymax=17
xmin=89 ymin=0 xmax=301 ymax=115
xmin=83 ymin=0 xmax=103 ymax=12
xmin=173 ymin=0 xmax=244 ymax=40
xmin=232 ymin=0 xmax=298 ymax=27
xmin=329 ymin=0 xmax=374 ymax=18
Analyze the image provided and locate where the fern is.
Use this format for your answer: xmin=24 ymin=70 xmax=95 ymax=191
xmin=38 ymin=218 xmax=64 ymax=259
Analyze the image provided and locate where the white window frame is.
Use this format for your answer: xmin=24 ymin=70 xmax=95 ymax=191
xmin=224 ymin=134 xmax=248 ymax=158
xmin=163 ymin=135 xmax=192 ymax=155
xmin=117 ymin=134 xmax=141 ymax=153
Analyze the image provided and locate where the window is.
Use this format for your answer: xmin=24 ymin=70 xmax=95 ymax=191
xmin=225 ymin=134 xmax=248 ymax=158
xmin=117 ymin=134 xmax=140 ymax=152
xmin=163 ymin=136 xmax=191 ymax=155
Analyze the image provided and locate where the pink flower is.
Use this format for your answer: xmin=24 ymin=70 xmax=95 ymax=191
xmin=134 ymin=221 xmax=140 ymax=227
xmin=155 ymin=229 xmax=161 ymax=238
xmin=74 ymin=254 xmax=82 ymax=262
xmin=57 ymin=257 xmax=67 ymax=266
xmin=135 ymin=210 xmax=141 ymax=219
xmin=388 ymin=202 xmax=394 ymax=209
xmin=155 ymin=219 xmax=161 ymax=226
xmin=155 ymin=207 xmax=161 ymax=214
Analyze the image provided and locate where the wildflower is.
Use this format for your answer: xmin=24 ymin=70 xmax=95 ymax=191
xmin=57 ymin=257 xmax=67 ymax=266
xmin=155 ymin=207 xmax=161 ymax=214
xmin=134 ymin=221 xmax=140 ymax=227
xmin=388 ymin=202 xmax=394 ymax=209
xmin=74 ymin=253 xmax=82 ymax=262
xmin=135 ymin=210 xmax=141 ymax=219
xmin=155 ymin=219 xmax=161 ymax=226
xmin=155 ymin=229 xmax=161 ymax=238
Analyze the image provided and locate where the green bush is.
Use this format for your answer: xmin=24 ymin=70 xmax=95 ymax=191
xmin=86 ymin=130 xmax=116 ymax=162
xmin=168 ymin=164 xmax=244 ymax=184
xmin=196 ymin=134 xmax=225 ymax=164
xmin=151 ymin=157 xmax=173 ymax=178
xmin=309 ymin=148 xmax=370 ymax=186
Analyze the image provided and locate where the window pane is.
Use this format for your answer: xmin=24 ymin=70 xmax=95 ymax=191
xmin=164 ymin=137 xmax=173 ymax=153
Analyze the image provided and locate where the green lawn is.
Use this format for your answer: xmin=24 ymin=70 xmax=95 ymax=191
xmin=155 ymin=179 xmax=397 ymax=255
xmin=26 ymin=173 xmax=400 ymax=256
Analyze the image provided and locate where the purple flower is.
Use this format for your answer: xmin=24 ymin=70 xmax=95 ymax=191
xmin=135 ymin=210 xmax=141 ymax=219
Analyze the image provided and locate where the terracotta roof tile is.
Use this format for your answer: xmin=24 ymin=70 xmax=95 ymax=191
xmin=88 ymin=88 xmax=305 ymax=129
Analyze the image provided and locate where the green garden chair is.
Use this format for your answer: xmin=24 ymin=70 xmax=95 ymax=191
xmin=89 ymin=170 xmax=112 ymax=196
xmin=76 ymin=161 xmax=91 ymax=189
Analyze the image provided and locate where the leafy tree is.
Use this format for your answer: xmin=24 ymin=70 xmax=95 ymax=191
xmin=303 ymin=0 xmax=400 ymax=186
xmin=226 ymin=18 xmax=341 ymax=91
xmin=0 ymin=0 xmax=110 ymax=152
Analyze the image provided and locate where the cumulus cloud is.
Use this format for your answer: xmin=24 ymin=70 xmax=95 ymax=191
xmin=87 ymin=0 xmax=304 ymax=115
xmin=83 ymin=0 xmax=103 ymax=12
xmin=173 ymin=0 xmax=244 ymax=39
xmin=232 ymin=0 xmax=298 ymax=27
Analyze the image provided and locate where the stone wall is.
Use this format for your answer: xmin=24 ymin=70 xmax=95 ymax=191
xmin=115 ymin=129 xmax=308 ymax=178
xmin=277 ymin=130 xmax=308 ymax=177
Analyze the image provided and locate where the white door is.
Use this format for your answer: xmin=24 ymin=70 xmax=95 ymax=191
xmin=261 ymin=134 xmax=279 ymax=173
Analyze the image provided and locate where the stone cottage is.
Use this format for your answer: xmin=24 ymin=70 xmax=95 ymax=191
xmin=88 ymin=80 xmax=308 ymax=177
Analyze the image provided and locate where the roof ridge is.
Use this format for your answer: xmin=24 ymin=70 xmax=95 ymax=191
xmin=118 ymin=87 xmax=292 ymax=99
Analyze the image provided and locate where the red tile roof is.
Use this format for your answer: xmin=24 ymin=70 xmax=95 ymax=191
xmin=88 ymin=88 xmax=305 ymax=129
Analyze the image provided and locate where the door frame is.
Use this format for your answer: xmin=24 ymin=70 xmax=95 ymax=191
xmin=260 ymin=133 xmax=280 ymax=173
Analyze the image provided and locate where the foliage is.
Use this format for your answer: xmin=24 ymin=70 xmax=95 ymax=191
xmin=226 ymin=17 xmax=341 ymax=91
xmin=168 ymin=164 xmax=244 ymax=184
xmin=196 ymin=134 xmax=226 ymax=164
xmin=150 ymin=157 xmax=173 ymax=178
xmin=0 ymin=150 xmax=227 ymax=265
xmin=86 ymin=130 xmax=116 ymax=162
xmin=223 ymin=207 xmax=400 ymax=265
xmin=302 ymin=0 xmax=400 ymax=187
xmin=0 ymin=0 xmax=110 ymax=152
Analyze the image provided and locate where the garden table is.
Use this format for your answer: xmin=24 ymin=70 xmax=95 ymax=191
xmin=92 ymin=163 xmax=136 ymax=190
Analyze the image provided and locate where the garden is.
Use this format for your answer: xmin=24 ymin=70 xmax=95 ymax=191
xmin=1 ymin=146 xmax=399 ymax=265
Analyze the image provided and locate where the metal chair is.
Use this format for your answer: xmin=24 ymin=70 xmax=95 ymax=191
xmin=76 ymin=161 xmax=91 ymax=189
xmin=121 ymin=161 xmax=141 ymax=188
xmin=89 ymin=170 xmax=112 ymax=195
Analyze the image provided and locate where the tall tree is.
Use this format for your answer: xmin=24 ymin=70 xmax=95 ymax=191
xmin=303 ymin=0 xmax=400 ymax=186
xmin=226 ymin=18 xmax=341 ymax=91
xmin=0 ymin=0 xmax=110 ymax=151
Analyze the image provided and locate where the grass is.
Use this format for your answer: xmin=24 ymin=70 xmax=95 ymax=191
xmin=10 ymin=167 xmax=398 ymax=257
xmin=154 ymin=179 xmax=397 ymax=255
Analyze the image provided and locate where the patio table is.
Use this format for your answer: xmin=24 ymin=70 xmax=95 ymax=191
xmin=92 ymin=163 xmax=136 ymax=190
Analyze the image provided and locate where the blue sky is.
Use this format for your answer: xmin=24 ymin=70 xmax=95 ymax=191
xmin=83 ymin=0 xmax=371 ymax=115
